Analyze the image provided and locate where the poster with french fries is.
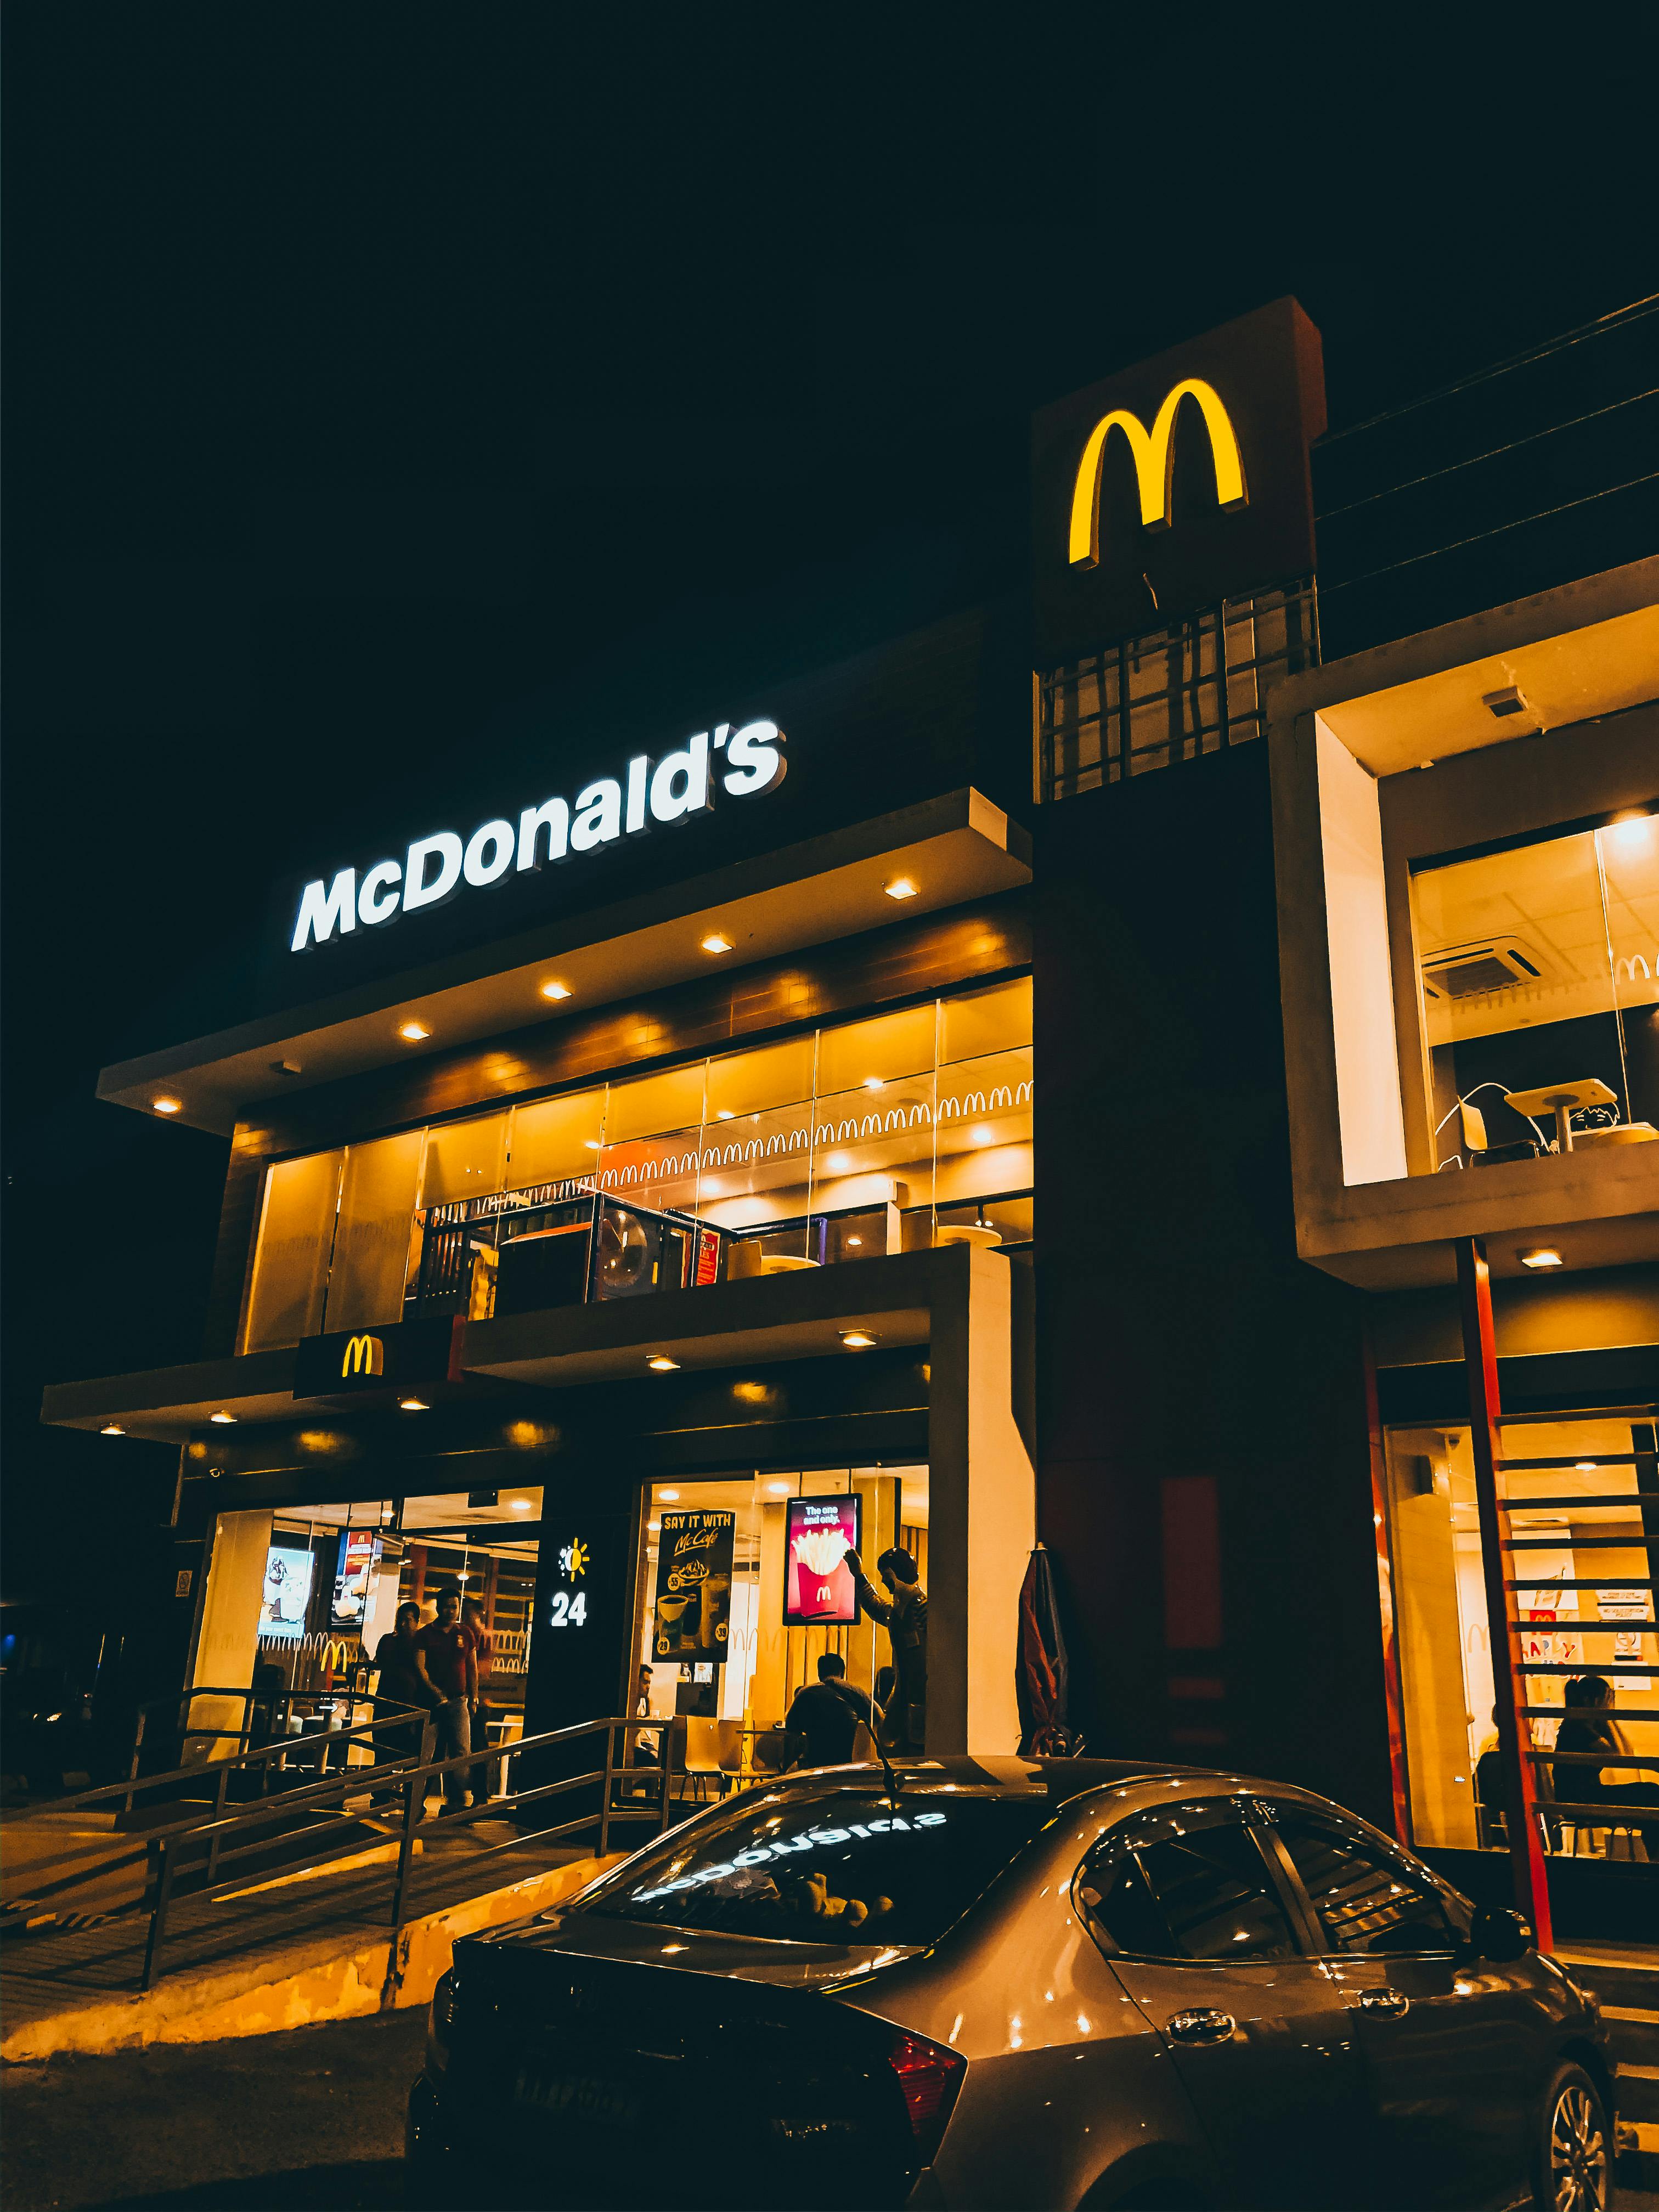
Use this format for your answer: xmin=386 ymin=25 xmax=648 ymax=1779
xmin=783 ymin=1495 xmax=862 ymax=1626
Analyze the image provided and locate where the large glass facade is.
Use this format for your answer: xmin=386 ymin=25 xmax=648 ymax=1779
xmin=1410 ymin=810 xmax=1659 ymax=1171
xmin=241 ymin=977 xmax=1032 ymax=1350
xmin=1381 ymin=1412 xmax=1657 ymax=1857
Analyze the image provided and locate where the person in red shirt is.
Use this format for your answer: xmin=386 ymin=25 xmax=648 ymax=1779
xmin=414 ymin=1589 xmax=477 ymax=1809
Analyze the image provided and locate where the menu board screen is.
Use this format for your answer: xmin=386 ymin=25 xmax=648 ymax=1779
xmin=331 ymin=1529 xmax=381 ymax=1631
xmin=652 ymin=1510 xmax=736 ymax=1659
xmin=783 ymin=1495 xmax=861 ymax=1626
xmin=260 ymin=1543 xmax=314 ymax=1639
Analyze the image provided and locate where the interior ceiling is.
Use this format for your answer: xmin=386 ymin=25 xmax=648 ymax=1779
xmin=1319 ymin=604 xmax=1659 ymax=778
xmin=1417 ymin=813 xmax=1659 ymax=1043
xmin=645 ymin=1468 xmax=928 ymax=1526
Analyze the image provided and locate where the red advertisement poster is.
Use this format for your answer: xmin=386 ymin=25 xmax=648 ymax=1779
xmin=783 ymin=1495 xmax=861 ymax=1626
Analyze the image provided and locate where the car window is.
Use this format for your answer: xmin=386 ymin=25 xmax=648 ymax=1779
xmin=1079 ymin=1803 xmax=1300 ymax=1962
xmin=1268 ymin=1811 xmax=1465 ymax=1955
xmin=577 ymin=1786 xmax=1051 ymax=1945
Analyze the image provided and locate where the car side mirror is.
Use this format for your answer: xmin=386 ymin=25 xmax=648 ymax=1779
xmin=1468 ymin=1904 xmax=1532 ymax=1962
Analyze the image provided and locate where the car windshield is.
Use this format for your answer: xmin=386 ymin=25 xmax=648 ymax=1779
xmin=579 ymin=1786 xmax=1052 ymax=1946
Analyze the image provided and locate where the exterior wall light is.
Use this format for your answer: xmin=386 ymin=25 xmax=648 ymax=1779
xmin=884 ymin=877 xmax=918 ymax=900
xmin=540 ymin=980 xmax=572 ymax=1001
xmin=1519 ymin=1248 xmax=1564 ymax=1268
xmin=647 ymin=1356 xmax=680 ymax=1372
xmin=153 ymin=1096 xmax=183 ymax=1114
xmin=398 ymin=1020 xmax=431 ymax=1041
xmin=701 ymin=932 xmax=732 ymax=955
xmin=840 ymin=1330 xmax=877 ymax=1349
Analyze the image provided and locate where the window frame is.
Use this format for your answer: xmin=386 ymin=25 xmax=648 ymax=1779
xmin=1251 ymin=1797 xmax=1471 ymax=1962
xmin=1071 ymin=1795 xmax=1319 ymax=1966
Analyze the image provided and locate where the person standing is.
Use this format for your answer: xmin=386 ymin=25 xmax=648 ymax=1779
xmin=415 ymin=1589 xmax=477 ymax=1810
xmin=849 ymin=1548 xmax=927 ymax=1754
xmin=461 ymin=1594 xmax=495 ymax=1797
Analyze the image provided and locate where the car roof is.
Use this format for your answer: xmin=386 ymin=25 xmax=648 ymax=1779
xmin=772 ymin=1754 xmax=1221 ymax=1803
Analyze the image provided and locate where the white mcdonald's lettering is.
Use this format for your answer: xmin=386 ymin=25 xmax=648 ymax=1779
xmin=1068 ymin=378 xmax=1247 ymax=569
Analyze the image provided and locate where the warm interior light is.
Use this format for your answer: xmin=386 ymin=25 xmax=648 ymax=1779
xmin=101 ymin=1424 xmax=125 ymax=1436
xmin=540 ymin=980 xmax=572 ymax=1001
xmin=647 ymin=1356 xmax=680 ymax=1372
xmin=1609 ymin=813 xmax=1656 ymax=849
xmin=1519 ymin=1248 xmax=1564 ymax=1268
xmin=659 ymin=1489 xmax=680 ymax=1503
xmin=1573 ymin=1460 xmax=1598 ymax=1473
xmin=864 ymin=1077 xmax=884 ymax=1092
xmin=715 ymin=1109 xmax=735 ymax=1120
xmin=510 ymin=1498 xmax=533 ymax=1512
xmin=768 ymin=1480 xmax=793 ymax=1495
xmin=884 ymin=877 xmax=918 ymax=900
xmin=584 ymin=1139 xmax=602 ymax=1150
xmin=399 ymin=1397 xmax=429 ymax=1412
xmin=841 ymin=1330 xmax=877 ymax=1349
xmin=701 ymin=932 xmax=732 ymax=955
xmin=153 ymin=1096 xmax=183 ymax=1115
xmin=824 ymin=1152 xmax=850 ymax=1171
xmin=847 ymin=1235 xmax=862 ymax=1247
xmin=969 ymin=1124 xmax=994 ymax=1146
xmin=398 ymin=1020 xmax=431 ymax=1042
xmin=210 ymin=1410 xmax=236 ymax=1424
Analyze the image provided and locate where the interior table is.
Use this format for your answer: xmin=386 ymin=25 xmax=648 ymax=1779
xmin=1502 ymin=1076 xmax=1619 ymax=1154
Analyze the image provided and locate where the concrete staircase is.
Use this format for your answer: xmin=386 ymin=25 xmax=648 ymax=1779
xmin=1557 ymin=1944 xmax=1659 ymax=2180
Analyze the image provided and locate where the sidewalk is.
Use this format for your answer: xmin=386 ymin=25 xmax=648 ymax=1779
xmin=1 ymin=1813 xmax=621 ymax=2063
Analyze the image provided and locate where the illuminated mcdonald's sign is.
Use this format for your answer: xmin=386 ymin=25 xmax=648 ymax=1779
xmin=1068 ymin=379 xmax=1248 ymax=569
xmin=341 ymin=1334 xmax=385 ymax=1379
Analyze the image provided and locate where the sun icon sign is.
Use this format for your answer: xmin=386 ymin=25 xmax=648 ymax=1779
xmin=559 ymin=1537 xmax=589 ymax=1579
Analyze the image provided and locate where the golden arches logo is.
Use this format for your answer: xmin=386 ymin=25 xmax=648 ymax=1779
xmin=341 ymin=1334 xmax=385 ymax=1378
xmin=1068 ymin=378 xmax=1247 ymax=568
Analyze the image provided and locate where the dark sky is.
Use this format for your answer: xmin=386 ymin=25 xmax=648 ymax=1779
xmin=4 ymin=5 xmax=1654 ymax=1622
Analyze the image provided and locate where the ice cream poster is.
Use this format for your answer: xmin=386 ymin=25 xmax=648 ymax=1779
xmin=784 ymin=1496 xmax=861 ymax=1626
xmin=653 ymin=1510 xmax=735 ymax=1657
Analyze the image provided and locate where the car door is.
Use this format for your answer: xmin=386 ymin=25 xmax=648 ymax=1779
xmin=1075 ymin=1796 xmax=1368 ymax=2211
xmin=1260 ymin=1803 xmax=1537 ymax=2210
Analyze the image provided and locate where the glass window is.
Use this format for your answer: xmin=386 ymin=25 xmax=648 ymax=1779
xmin=939 ymin=977 xmax=1031 ymax=1064
xmin=705 ymin=1037 xmax=815 ymax=1120
xmin=1382 ymin=1412 xmax=1658 ymax=1852
xmin=326 ymin=1131 xmax=426 ymax=1331
xmin=506 ymin=1090 xmax=605 ymax=1189
xmin=579 ymin=1782 xmax=1042 ymax=1945
xmin=815 ymin=1005 xmax=936 ymax=1094
xmin=242 ymin=1151 xmax=341 ymax=1351
xmin=811 ymin=1073 xmax=937 ymax=1212
xmin=1271 ymin=1812 xmax=1463 ymax=1955
xmin=933 ymin=1047 xmax=1034 ymax=1209
xmin=1411 ymin=813 xmax=1659 ymax=1169
xmin=1081 ymin=1806 xmax=1299 ymax=1961
xmin=420 ymin=1113 xmax=508 ymax=1208
xmin=606 ymin=1065 xmax=707 ymax=1147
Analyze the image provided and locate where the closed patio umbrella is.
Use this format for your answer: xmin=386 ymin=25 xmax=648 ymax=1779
xmin=1015 ymin=1543 xmax=1075 ymax=1756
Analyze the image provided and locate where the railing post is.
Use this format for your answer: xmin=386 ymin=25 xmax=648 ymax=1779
xmin=598 ymin=1723 xmax=615 ymax=1857
xmin=141 ymin=1838 xmax=176 ymax=1991
xmin=125 ymin=1707 xmax=147 ymax=1815
xmin=206 ymin=1761 xmax=231 ymax=1883
xmin=388 ymin=1724 xmax=433 ymax=1950
xmin=659 ymin=1720 xmax=681 ymax=1835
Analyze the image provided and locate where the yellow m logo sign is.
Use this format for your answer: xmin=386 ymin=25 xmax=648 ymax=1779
xmin=1068 ymin=378 xmax=1247 ymax=568
xmin=342 ymin=1334 xmax=384 ymax=1378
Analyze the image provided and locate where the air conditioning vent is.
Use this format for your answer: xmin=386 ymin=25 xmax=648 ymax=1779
xmin=1421 ymin=938 xmax=1545 ymax=1001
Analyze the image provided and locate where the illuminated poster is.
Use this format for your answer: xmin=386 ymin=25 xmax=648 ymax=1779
xmin=653 ymin=1510 xmax=735 ymax=1659
xmin=260 ymin=1543 xmax=314 ymax=1639
xmin=783 ymin=1496 xmax=861 ymax=1626
xmin=331 ymin=1530 xmax=381 ymax=1632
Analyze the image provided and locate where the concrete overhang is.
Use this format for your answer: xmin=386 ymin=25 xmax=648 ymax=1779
xmin=41 ymin=1249 xmax=960 ymax=1442
xmin=99 ymin=789 xmax=1031 ymax=1136
xmin=1277 ymin=554 xmax=1659 ymax=776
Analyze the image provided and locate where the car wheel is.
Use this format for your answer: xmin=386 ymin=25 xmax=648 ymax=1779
xmin=1533 ymin=2063 xmax=1610 ymax=2212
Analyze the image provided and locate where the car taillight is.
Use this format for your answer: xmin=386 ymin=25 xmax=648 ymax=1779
xmin=887 ymin=2030 xmax=965 ymax=2160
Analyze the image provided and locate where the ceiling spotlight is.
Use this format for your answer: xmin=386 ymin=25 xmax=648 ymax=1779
xmin=540 ymin=980 xmax=572 ymax=1001
xmin=969 ymin=1124 xmax=994 ymax=1146
xmin=659 ymin=1489 xmax=680 ymax=1503
xmin=847 ymin=1235 xmax=862 ymax=1248
xmin=884 ymin=877 xmax=918 ymax=900
xmin=647 ymin=1356 xmax=680 ymax=1372
xmin=701 ymin=932 xmax=732 ymax=955
xmin=1481 ymin=686 xmax=1530 ymax=720
xmin=101 ymin=1424 xmax=125 ymax=1436
xmin=1573 ymin=1460 xmax=1598 ymax=1473
xmin=768 ymin=1480 xmax=793 ymax=1495
xmin=840 ymin=1330 xmax=877 ymax=1349
xmin=153 ymin=1096 xmax=183 ymax=1115
xmin=863 ymin=1077 xmax=884 ymax=1092
xmin=398 ymin=1020 xmax=431 ymax=1042
xmin=399 ymin=1397 xmax=429 ymax=1412
xmin=1519 ymin=1247 xmax=1563 ymax=1269
xmin=509 ymin=1498 xmax=533 ymax=1512
xmin=210 ymin=1410 xmax=236 ymax=1424
xmin=1609 ymin=812 xmax=1656 ymax=849
xmin=715 ymin=1109 xmax=735 ymax=1121
xmin=584 ymin=1138 xmax=602 ymax=1150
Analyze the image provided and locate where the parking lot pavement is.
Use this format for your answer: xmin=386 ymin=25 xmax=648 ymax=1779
xmin=2 ymin=2012 xmax=423 ymax=2211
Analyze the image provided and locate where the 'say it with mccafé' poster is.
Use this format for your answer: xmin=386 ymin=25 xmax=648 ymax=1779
xmin=653 ymin=1510 xmax=735 ymax=1657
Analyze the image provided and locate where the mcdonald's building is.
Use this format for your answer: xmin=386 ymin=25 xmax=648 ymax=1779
xmin=44 ymin=295 xmax=1658 ymax=1938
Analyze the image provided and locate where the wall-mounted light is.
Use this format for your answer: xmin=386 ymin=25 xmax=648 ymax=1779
xmin=701 ymin=932 xmax=732 ymax=955
xmin=884 ymin=877 xmax=918 ymax=900
xmin=540 ymin=980 xmax=571 ymax=1001
xmin=1519 ymin=1248 xmax=1563 ymax=1269
xmin=398 ymin=1020 xmax=431 ymax=1042
xmin=210 ymin=1410 xmax=236 ymax=1424
xmin=399 ymin=1397 xmax=429 ymax=1412
xmin=153 ymin=1096 xmax=183 ymax=1115
xmin=840 ymin=1330 xmax=877 ymax=1349
xmin=647 ymin=1356 xmax=680 ymax=1372
xmin=101 ymin=1423 xmax=126 ymax=1436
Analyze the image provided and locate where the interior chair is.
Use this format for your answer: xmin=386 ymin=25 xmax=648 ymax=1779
xmin=715 ymin=1718 xmax=747 ymax=1790
xmin=681 ymin=1717 xmax=724 ymax=1802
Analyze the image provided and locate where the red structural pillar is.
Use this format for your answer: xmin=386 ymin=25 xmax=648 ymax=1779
xmin=1455 ymin=1237 xmax=1553 ymax=1951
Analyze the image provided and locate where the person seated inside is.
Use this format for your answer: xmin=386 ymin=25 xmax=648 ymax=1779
xmin=1553 ymin=1672 xmax=1659 ymax=1852
xmin=785 ymin=1652 xmax=876 ymax=1768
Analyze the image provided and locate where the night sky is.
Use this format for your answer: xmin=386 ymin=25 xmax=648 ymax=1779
xmin=4 ymin=8 xmax=1653 ymax=1638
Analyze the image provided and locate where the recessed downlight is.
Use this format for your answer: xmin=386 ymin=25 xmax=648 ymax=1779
xmin=715 ymin=1109 xmax=735 ymax=1120
xmin=768 ymin=1480 xmax=793 ymax=1495
xmin=398 ymin=1020 xmax=431 ymax=1042
xmin=647 ymin=1356 xmax=680 ymax=1373
xmin=210 ymin=1410 xmax=236 ymax=1424
xmin=1519 ymin=1247 xmax=1564 ymax=1269
xmin=153 ymin=1096 xmax=183 ymax=1115
xmin=884 ymin=877 xmax=918 ymax=900
xmin=659 ymin=1489 xmax=680 ymax=1502
xmin=701 ymin=932 xmax=732 ymax=955
xmin=540 ymin=980 xmax=571 ymax=1001
xmin=101 ymin=1424 xmax=126 ymax=1436
xmin=840 ymin=1330 xmax=877 ymax=1349
xmin=399 ymin=1397 xmax=429 ymax=1412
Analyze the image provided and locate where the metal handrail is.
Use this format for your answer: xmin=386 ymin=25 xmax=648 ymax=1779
xmin=122 ymin=1678 xmax=383 ymax=1805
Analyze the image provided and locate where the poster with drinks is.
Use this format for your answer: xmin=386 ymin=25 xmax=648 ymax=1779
xmin=784 ymin=1495 xmax=861 ymax=1626
xmin=653 ymin=1510 xmax=735 ymax=1658
xmin=331 ymin=1528 xmax=381 ymax=1631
